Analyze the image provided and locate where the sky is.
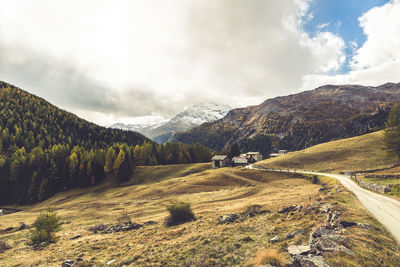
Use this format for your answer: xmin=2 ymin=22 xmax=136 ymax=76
xmin=0 ymin=0 xmax=399 ymax=126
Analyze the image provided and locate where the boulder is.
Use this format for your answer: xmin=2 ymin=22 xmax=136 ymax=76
xmin=61 ymin=260 xmax=74 ymax=267
xmin=339 ymin=221 xmax=357 ymax=228
xmin=319 ymin=203 xmax=333 ymax=214
xmin=270 ymin=235 xmax=280 ymax=243
xmin=287 ymin=245 xmax=311 ymax=255
xmin=217 ymin=213 xmax=239 ymax=224
xmin=287 ymin=255 xmax=330 ymax=267
xmin=240 ymin=205 xmax=267 ymax=218
xmin=278 ymin=205 xmax=302 ymax=214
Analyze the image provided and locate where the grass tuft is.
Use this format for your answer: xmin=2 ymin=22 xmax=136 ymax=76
xmin=165 ymin=202 xmax=196 ymax=226
xmin=251 ymin=248 xmax=286 ymax=266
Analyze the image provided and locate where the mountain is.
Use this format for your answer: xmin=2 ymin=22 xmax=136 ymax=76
xmin=172 ymin=83 xmax=400 ymax=153
xmin=111 ymin=103 xmax=232 ymax=142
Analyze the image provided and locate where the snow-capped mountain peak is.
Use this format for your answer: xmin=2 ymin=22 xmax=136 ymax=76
xmin=110 ymin=102 xmax=232 ymax=141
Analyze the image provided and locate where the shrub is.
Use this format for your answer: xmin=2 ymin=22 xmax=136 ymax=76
xmin=251 ymin=248 xmax=286 ymax=267
xmin=165 ymin=202 xmax=196 ymax=226
xmin=311 ymin=175 xmax=319 ymax=184
xmin=117 ymin=211 xmax=132 ymax=225
xmin=28 ymin=207 xmax=61 ymax=245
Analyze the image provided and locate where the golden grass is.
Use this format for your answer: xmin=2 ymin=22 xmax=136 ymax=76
xmin=259 ymin=131 xmax=395 ymax=172
xmin=251 ymin=248 xmax=286 ymax=266
xmin=0 ymin=163 xmax=399 ymax=266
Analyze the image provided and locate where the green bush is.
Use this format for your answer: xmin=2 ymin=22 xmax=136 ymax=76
xmin=165 ymin=202 xmax=196 ymax=226
xmin=28 ymin=207 xmax=61 ymax=245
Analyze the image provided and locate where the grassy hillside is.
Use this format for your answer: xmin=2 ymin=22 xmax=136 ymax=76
xmin=259 ymin=131 xmax=395 ymax=172
xmin=1 ymin=163 xmax=399 ymax=266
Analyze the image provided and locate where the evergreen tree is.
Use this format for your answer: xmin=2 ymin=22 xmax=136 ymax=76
xmin=113 ymin=150 xmax=132 ymax=183
xmin=384 ymin=103 xmax=400 ymax=158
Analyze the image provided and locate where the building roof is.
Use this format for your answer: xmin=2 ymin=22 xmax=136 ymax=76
xmin=246 ymin=152 xmax=261 ymax=155
xmin=211 ymin=155 xmax=228 ymax=161
xmin=232 ymin=157 xmax=248 ymax=164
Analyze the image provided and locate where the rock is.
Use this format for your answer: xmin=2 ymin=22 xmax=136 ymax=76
xmin=319 ymin=203 xmax=333 ymax=214
xmin=286 ymin=229 xmax=306 ymax=239
xmin=143 ymin=220 xmax=158 ymax=226
xmin=288 ymin=245 xmax=311 ymax=255
xmin=270 ymin=235 xmax=280 ymax=243
xmin=70 ymin=234 xmax=82 ymax=240
xmin=76 ymin=257 xmax=83 ymax=262
xmin=339 ymin=221 xmax=357 ymax=228
xmin=240 ymin=205 xmax=267 ymax=218
xmin=89 ymin=222 xmax=142 ymax=234
xmin=239 ymin=236 xmax=254 ymax=242
xmin=357 ymin=222 xmax=380 ymax=231
xmin=278 ymin=205 xmax=302 ymax=214
xmin=62 ymin=260 xmax=74 ymax=267
xmin=217 ymin=213 xmax=239 ymax=224
xmin=287 ymin=255 xmax=330 ymax=267
xmin=107 ymin=259 xmax=116 ymax=265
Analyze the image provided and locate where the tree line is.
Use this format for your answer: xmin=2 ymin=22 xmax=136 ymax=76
xmin=0 ymin=82 xmax=211 ymax=204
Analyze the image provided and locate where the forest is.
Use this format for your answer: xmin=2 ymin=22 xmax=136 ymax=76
xmin=0 ymin=82 xmax=211 ymax=204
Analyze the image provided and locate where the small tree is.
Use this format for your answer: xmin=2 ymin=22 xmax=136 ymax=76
xmin=165 ymin=202 xmax=196 ymax=226
xmin=384 ymin=103 xmax=400 ymax=158
xmin=28 ymin=207 xmax=61 ymax=245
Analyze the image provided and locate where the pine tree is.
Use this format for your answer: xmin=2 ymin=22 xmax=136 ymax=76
xmin=113 ymin=150 xmax=132 ymax=183
xmin=105 ymin=147 xmax=116 ymax=173
xmin=384 ymin=103 xmax=400 ymax=158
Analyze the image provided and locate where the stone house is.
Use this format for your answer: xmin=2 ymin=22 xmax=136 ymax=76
xmin=211 ymin=155 xmax=230 ymax=168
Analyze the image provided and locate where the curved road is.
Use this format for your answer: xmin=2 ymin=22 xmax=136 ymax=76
xmin=247 ymin=165 xmax=400 ymax=244
xmin=303 ymin=172 xmax=400 ymax=244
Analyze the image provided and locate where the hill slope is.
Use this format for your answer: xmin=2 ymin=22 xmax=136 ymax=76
xmin=173 ymin=83 xmax=400 ymax=152
xmin=258 ymin=131 xmax=395 ymax=172
xmin=1 ymin=164 xmax=399 ymax=266
xmin=0 ymin=81 xmax=149 ymax=151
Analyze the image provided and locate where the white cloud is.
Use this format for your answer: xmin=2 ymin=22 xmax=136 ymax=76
xmin=303 ymin=0 xmax=400 ymax=90
xmin=0 ymin=0 xmax=347 ymax=125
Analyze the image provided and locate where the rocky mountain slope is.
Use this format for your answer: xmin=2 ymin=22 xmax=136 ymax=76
xmin=173 ymin=83 xmax=400 ymax=153
xmin=111 ymin=103 xmax=232 ymax=142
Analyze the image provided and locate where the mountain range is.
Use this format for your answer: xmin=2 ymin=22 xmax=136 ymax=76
xmin=172 ymin=83 xmax=400 ymax=153
xmin=110 ymin=103 xmax=232 ymax=143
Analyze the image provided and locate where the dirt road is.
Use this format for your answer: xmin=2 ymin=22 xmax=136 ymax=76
xmin=305 ymin=171 xmax=400 ymax=243
xmin=246 ymin=165 xmax=400 ymax=243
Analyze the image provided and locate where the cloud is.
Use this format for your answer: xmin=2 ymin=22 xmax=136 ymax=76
xmin=303 ymin=0 xmax=400 ymax=90
xmin=0 ymin=0 xmax=346 ymax=125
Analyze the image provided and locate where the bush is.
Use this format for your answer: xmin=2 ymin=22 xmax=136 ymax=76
xmin=117 ymin=211 xmax=132 ymax=225
xmin=28 ymin=207 xmax=61 ymax=245
xmin=251 ymin=248 xmax=286 ymax=266
xmin=165 ymin=202 xmax=196 ymax=226
xmin=311 ymin=175 xmax=319 ymax=184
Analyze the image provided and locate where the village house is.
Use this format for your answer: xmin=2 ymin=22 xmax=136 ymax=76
xmin=232 ymin=156 xmax=248 ymax=166
xmin=270 ymin=150 xmax=288 ymax=158
xmin=245 ymin=152 xmax=263 ymax=162
xmin=0 ymin=209 xmax=3 ymax=216
xmin=211 ymin=155 xmax=231 ymax=168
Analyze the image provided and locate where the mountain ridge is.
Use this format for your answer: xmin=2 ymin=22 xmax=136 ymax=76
xmin=111 ymin=102 xmax=232 ymax=142
xmin=172 ymin=82 xmax=400 ymax=153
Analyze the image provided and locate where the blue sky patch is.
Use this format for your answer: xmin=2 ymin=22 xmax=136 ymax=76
xmin=304 ymin=0 xmax=389 ymax=73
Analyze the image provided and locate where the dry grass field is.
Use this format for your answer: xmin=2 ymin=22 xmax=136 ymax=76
xmin=259 ymin=131 xmax=394 ymax=172
xmin=1 ymin=164 xmax=399 ymax=266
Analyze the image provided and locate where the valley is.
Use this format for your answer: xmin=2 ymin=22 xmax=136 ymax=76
xmin=1 ymin=164 xmax=399 ymax=266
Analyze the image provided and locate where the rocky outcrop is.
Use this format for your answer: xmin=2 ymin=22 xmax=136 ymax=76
xmin=217 ymin=213 xmax=240 ymax=224
xmin=88 ymin=222 xmax=143 ymax=234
